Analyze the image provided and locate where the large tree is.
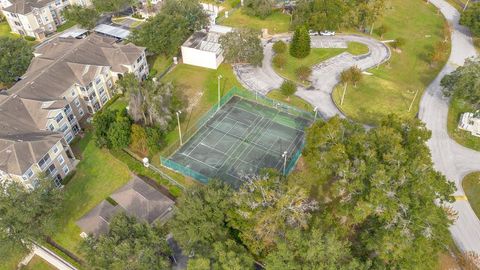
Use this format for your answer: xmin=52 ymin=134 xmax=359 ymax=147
xmin=243 ymin=0 xmax=275 ymax=19
xmin=441 ymin=57 xmax=480 ymax=108
xmin=92 ymin=0 xmax=137 ymax=13
xmin=219 ymin=28 xmax=264 ymax=66
xmin=290 ymin=26 xmax=311 ymax=58
xmin=295 ymin=0 xmax=348 ymax=31
xmin=0 ymin=176 xmax=63 ymax=251
xmin=349 ymin=0 xmax=386 ymax=31
xmin=129 ymin=0 xmax=208 ymax=55
xmin=460 ymin=2 xmax=480 ymax=36
xmin=0 ymin=37 xmax=33 ymax=84
xmin=83 ymin=213 xmax=171 ymax=269
xmin=302 ymin=116 xmax=455 ymax=268
xmin=62 ymin=5 xmax=99 ymax=29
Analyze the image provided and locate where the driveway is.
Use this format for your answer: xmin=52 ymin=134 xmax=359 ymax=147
xmin=418 ymin=0 xmax=480 ymax=254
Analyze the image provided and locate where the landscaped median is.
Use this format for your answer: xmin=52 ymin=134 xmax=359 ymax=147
xmin=447 ymin=97 xmax=480 ymax=151
xmin=463 ymin=172 xmax=480 ymax=218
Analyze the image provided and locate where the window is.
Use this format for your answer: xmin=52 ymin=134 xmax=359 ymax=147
xmin=45 ymin=164 xmax=57 ymax=176
xmin=107 ymin=80 xmax=113 ymax=88
xmin=52 ymin=145 xmax=59 ymax=154
xmin=101 ymin=95 xmax=108 ymax=104
xmin=67 ymin=114 xmax=74 ymax=122
xmin=95 ymin=77 xmax=102 ymax=85
xmin=38 ymin=153 xmax=51 ymax=170
xmin=71 ymin=90 xmax=76 ymax=97
xmin=55 ymin=113 xmax=63 ymax=123
xmin=22 ymin=168 xmax=34 ymax=181
xmin=62 ymin=165 xmax=69 ymax=175
xmin=48 ymin=123 xmax=55 ymax=131
xmin=59 ymin=124 xmax=68 ymax=133
xmin=66 ymin=133 xmax=73 ymax=143
xmin=74 ymin=98 xmax=80 ymax=107
xmin=98 ymin=87 xmax=105 ymax=96
xmin=79 ymin=108 xmax=84 ymax=116
xmin=57 ymin=155 xmax=64 ymax=165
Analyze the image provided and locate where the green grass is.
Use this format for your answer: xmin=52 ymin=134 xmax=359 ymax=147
xmin=347 ymin=42 xmax=370 ymax=55
xmin=332 ymin=0 xmax=449 ymax=125
xmin=147 ymin=54 xmax=173 ymax=76
xmin=0 ymin=247 xmax=27 ymax=270
xmin=51 ymin=132 xmax=132 ymax=256
xmin=447 ymin=97 xmax=480 ymax=151
xmin=56 ymin=20 xmax=76 ymax=33
xmin=273 ymin=47 xmax=346 ymax=85
xmin=267 ymin=89 xmax=313 ymax=112
xmin=0 ymin=21 xmax=18 ymax=39
xmin=220 ymin=9 xmax=291 ymax=34
xmin=462 ymin=172 xmax=480 ymax=218
xmin=23 ymin=256 xmax=56 ymax=270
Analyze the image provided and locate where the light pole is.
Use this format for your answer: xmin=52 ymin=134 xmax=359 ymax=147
xmin=217 ymin=75 xmax=223 ymax=111
xmin=176 ymin=111 xmax=183 ymax=145
xmin=282 ymin=151 xmax=288 ymax=176
xmin=313 ymin=106 xmax=318 ymax=121
xmin=463 ymin=0 xmax=470 ymax=11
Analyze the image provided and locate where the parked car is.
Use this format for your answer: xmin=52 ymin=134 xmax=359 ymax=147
xmin=308 ymin=30 xmax=319 ymax=36
xmin=320 ymin=31 xmax=336 ymax=36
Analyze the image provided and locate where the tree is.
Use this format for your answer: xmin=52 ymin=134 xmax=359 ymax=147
xmin=0 ymin=176 xmax=63 ymax=251
xmin=145 ymin=126 xmax=164 ymax=155
xmin=280 ymin=80 xmax=297 ymax=99
xmin=272 ymin=40 xmax=287 ymax=54
xmin=0 ymin=37 xmax=33 ymax=84
xmin=170 ymin=180 xmax=233 ymax=256
xmin=107 ymin=110 xmax=132 ymax=149
xmin=340 ymin=66 xmax=362 ymax=87
xmin=302 ymin=116 xmax=455 ymax=268
xmin=93 ymin=109 xmax=117 ymax=148
xmin=460 ymin=2 xmax=480 ymax=36
xmin=295 ymin=66 xmax=312 ymax=82
xmin=272 ymin=54 xmax=286 ymax=69
xmin=391 ymin=37 xmax=406 ymax=51
xmin=190 ymin=240 xmax=255 ymax=270
xmin=129 ymin=0 xmax=208 ymax=55
xmin=228 ymin=173 xmax=318 ymax=257
xmin=290 ymin=26 xmax=311 ymax=58
xmin=92 ymin=0 xmax=137 ymax=14
xmin=376 ymin=24 xmax=388 ymax=38
xmin=243 ymin=0 xmax=275 ymax=19
xmin=309 ymin=0 xmax=348 ymax=31
xmin=83 ymin=213 xmax=171 ymax=269
xmin=220 ymin=28 xmax=264 ymax=66
xmin=441 ymin=57 xmax=480 ymax=107
xmin=264 ymin=226 xmax=365 ymax=270
xmin=130 ymin=124 xmax=148 ymax=155
xmin=62 ymin=5 xmax=99 ymax=29
xmin=349 ymin=0 xmax=386 ymax=31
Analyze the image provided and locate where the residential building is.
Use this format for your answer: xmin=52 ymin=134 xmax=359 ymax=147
xmin=181 ymin=25 xmax=232 ymax=69
xmin=0 ymin=0 xmax=92 ymax=40
xmin=459 ymin=112 xmax=480 ymax=137
xmin=0 ymin=33 xmax=148 ymax=188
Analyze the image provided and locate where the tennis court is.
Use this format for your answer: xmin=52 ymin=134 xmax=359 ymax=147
xmin=166 ymin=95 xmax=312 ymax=187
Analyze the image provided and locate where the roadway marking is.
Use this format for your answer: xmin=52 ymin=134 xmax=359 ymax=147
xmin=454 ymin=195 xmax=468 ymax=201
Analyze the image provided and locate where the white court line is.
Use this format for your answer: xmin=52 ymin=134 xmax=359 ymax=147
xmin=179 ymin=152 xmax=217 ymax=170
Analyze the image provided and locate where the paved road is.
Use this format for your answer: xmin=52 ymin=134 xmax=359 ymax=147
xmin=418 ymin=0 xmax=480 ymax=254
xmin=233 ymin=3 xmax=480 ymax=254
xmin=234 ymin=35 xmax=391 ymax=118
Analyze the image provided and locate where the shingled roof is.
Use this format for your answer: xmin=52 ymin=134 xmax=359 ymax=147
xmin=76 ymin=200 xmax=122 ymax=237
xmin=3 ymin=0 xmax=53 ymax=15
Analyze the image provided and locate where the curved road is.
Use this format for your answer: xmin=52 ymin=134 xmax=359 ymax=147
xmin=232 ymin=0 xmax=480 ymax=254
xmin=419 ymin=0 xmax=480 ymax=254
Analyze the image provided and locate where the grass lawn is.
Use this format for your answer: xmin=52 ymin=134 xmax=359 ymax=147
xmin=0 ymin=21 xmax=18 ymax=39
xmin=147 ymin=54 xmax=173 ymax=77
xmin=51 ymin=132 xmax=132 ymax=256
xmin=447 ymin=97 xmax=480 ymax=151
xmin=56 ymin=21 xmax=76 ymax=33
xmin=273 ymin=47 xmax=346 ymax=85
xmin=332 ymin=0 xmax=449 ymax=125
xmin=23 ymin=256 xmax=56 ymax=270
xmin=462 ymin=172 xmax=480 ymax=218
xmin=0 ymin=247 xmax=27 ymax=270
xmin=220 ymin=9 xmax=291 ymax=34
xmin=267 ymin=90 xmax=313 ymax=112
xmin=347 ymin=42 xmax=370 ymax=55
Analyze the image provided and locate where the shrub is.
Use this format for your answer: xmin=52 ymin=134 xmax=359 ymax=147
xmin=23 ymin=36 xmax=36 ymax=42
xmin=243 ymin=0 xmax=275 ymax=19
xmin=295 ymin=66 xmax=312 ymax=82
xmin=280 ymin=80 xmax=297 ymax=97
xmin=130 ymin=124 xmax=148 ymax=156
xmin=376 ymin=24 xmax=388 ymax=38
xmin=290 ymin=26 xmax=311 ymax=58
xmin=132 ymin=13 xmax=144 ymax=19
xmin=391 ymin=38 xmax=406 ymax=50
xmin=273 ymin=54 xmax=287 ymax=69
xmin=272 ymin=40 xmax=287 ymax=54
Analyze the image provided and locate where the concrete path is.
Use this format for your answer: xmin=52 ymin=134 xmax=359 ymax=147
xmin=418 ymin=0 xmax=480 ymax=254
xmin=233 ymin=3 xmax=480 ymax=254
xmin=19 ymin=244 xmax=77 ymax=270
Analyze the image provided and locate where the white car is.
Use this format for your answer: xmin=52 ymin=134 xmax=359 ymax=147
xmin=308 ymin=30 xmax=319 ymax=36
xmin=320 ymin=31 xmax=336 ymax=36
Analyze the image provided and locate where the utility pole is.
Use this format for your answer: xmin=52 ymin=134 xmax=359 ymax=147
xmin=340 ymin=83 xmax=348 ymax=106
xmin=463 ymin=0 xmax=470 ymax=11
xmin=408 ymin=89 xmax=419 ymax=112
xmin=314 ymin=106 xmax=318 ymax=121
xmin=282 ymin=151 xmax=288 ymax=176
xmin=176 ymin=111 xmax=183 ymax=145
xmin=217 ymin=75 xmax=223 ymax=111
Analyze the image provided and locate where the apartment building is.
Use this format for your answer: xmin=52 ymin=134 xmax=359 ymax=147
xmin=0 ymin=33 xmax=148 ymax=188
xmin=1 ymin=0 xmax=92 ymax=40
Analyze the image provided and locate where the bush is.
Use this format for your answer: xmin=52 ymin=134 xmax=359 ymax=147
xmin=272 ymin=40 xmax=287 ymax=54
xmin=273 ymin=54 xmax=287 ymax=69
xmin=23 ymin=36 xmax=36 ymax=42
xmin=130 ymin=124 xmax=148 ymax=156
xmin=132 ymin=13 xmax=144 ymax=19
xmin=290 ymin=26 xmax=311 ymax=58
xmin=280 ymin=80 xmax=297 ymax=97
xmin=391 ymin=38 xmax=406 ymax=50
xmin=460 ymin=3 xmax=480 ymax=36
xmin=295 ymin=66 xmax=312 ymax=82
xmin=243 ymin=0 xmax=275 ymax=19
xmin=376 ymin=24 xmax=388 ymax=38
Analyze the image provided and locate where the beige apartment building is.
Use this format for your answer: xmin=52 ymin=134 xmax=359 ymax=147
xmin=0 ymin=33 xmax=148 ymax=188
xmin=1 ymin=0 xmax=92 ymax=40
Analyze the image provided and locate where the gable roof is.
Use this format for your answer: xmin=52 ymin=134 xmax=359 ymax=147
xmin=3 ymin=0 xmax=53 ymax=15
xmin=76 ymin=200 xmax=122 ymax=237
xmin=110 ymin=176 xmax=175 ymax=224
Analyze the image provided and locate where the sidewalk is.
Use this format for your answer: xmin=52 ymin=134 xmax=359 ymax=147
xmin=19 ymin=244 xmax=77 ymax=270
